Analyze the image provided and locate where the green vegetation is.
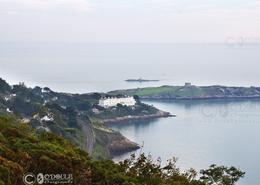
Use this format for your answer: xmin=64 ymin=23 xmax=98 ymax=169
xmin=92 ymin=140 xmax=108 ymax=159
xmin=0 ymin=79 xmax=11 ymax=94
xmin=109 ymin=85 xmax=207 ymax=97
xmin=0 ymin=115 xmax=92 ymax=185
xmin=200 ymin=164 xmax=246 ymax=185
xmin=109 ymin=85 xmax=260 ymax=99
xmin=0 ymin=78 xmax=164 ymax=159
xmin=91 ymin=102 xmax=159 ymax=120
xmin=0 ymin=116 xmax=245 ymax=185
xmin=134 ymin=86 xmax=178 ymax=96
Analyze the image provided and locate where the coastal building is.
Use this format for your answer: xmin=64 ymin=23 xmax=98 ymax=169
xmin=98 ymin=96 xmax=136 ymax=108
xmin=185 ymin=82 xmax=192 ymax=87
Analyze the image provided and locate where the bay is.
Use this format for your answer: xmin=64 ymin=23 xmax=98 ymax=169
xmin=111 ymin=99 xmax=260 ymax=185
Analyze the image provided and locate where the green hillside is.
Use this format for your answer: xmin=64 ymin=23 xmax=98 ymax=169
xmin=1 ymin=78 xmax=165 ymax=159
xmin=109 ymin=85 xmax=260 ymax=99
xmin=0 ymin=116 xmax=245 ymax=185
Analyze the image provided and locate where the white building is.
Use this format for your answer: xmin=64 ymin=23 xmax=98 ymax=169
xmin=98 ymin=96 xmax=136 ymax=108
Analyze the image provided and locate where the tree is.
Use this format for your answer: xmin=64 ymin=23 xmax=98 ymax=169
xmin=200 ymin=164 xmax=245 ymax=185
xmin=0 ymin=78 xmax=11 ymax=93
xmin=133 ymin=95 xmax=140 ymax=103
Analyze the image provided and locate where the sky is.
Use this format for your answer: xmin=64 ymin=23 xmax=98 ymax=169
xmin=0 ymin=0 xmax=260 ymax=43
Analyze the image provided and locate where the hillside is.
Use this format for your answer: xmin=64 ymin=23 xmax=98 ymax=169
xmin=109 ymin=84 xmax=260 ymax=100
xmin=0 ymin=78 xmax=171 ymax=158
xmin=0 ymin=116 xmax=245 ymax=185
xmin=0 ymin=116 xmax=91 ymax=185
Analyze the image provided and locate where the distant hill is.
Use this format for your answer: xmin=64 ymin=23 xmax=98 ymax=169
xmin=109 ymin=85 xmax=260 ymax=100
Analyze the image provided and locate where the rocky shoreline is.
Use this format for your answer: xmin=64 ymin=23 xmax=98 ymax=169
xmin=108 ymin=135 xmax=141 ymax=156
xmin=102 ymin=111 xmax=174 ymax=124
xmin=93 ymin=125 xmax=141 ymax=158
xmin=100 ymin=110 xmax=174 ymax=157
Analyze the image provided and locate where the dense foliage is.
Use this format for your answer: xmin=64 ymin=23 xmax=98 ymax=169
xmin=91 ymin=103 xmax=158 ymax=120
xmin=0 ymin=116 xmax=245 ymax=185
xmin=0 ymin=116 xmax=91 ymax=185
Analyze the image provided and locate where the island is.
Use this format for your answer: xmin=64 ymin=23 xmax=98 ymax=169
xmin=125 ymin=78 xmax=159 ymax=82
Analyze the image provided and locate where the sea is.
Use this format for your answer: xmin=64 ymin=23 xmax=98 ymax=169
xmin=0 ymin=42 xmax=259 ymax=93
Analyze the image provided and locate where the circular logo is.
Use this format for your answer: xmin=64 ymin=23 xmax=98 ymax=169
xmin=23 ymin=173 xmax=36 ymax=185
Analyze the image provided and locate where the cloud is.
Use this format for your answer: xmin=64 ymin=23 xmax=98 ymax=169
xmin=0 ymin=0 xmax=91 ymax=14
xmin=5 ymin=10 xmax=18 ymax=15
xmin=0 ymin=0 xmax=259 ymax=43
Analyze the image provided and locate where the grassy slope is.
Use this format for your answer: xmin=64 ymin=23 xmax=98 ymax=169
xmin=110 ymin=85 xmax=260 ymax=99
xmin=110 ymin=86 xmax=205 ymax=97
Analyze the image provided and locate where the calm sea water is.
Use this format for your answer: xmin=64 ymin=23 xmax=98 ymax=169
xmin=0 ymin=43 xmax=259 ymax=93
xmin=111 ymin=99 xmax=260 ymax=185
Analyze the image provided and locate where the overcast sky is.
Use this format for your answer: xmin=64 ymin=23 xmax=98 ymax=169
xmin=0 ymin=0 xmax=259 ymax=43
